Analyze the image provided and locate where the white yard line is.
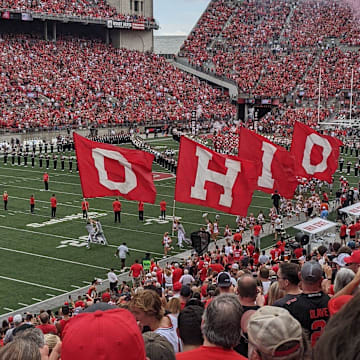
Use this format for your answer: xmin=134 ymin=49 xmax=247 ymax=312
xmin=0 ymin=275 xmax=67 ymax=292
xmin=18 ymin=303 xmax=29 ymax=307
xmin=0 ymin=246 xmax=110 ymax=270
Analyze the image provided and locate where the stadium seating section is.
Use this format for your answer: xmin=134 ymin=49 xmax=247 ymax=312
xmin=0 ymin=0 xmax=155 ymax=22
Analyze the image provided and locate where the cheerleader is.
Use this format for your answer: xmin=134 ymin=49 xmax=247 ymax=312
xmin=213 ymin=219 xmax=219 ymax=243
xmin=223 ymin=224 xmax=232 ymax=239
xmin=162 ymin=232 xmax=172 ymax=258
xmin=257 ymin=211 xmax=265 ymax=231
xmin=248 ymin=213 xmax=255 ymax=233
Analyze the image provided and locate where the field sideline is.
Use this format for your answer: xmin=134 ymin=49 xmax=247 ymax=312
xmin=0 ymin=136 xmax=358 ymax=315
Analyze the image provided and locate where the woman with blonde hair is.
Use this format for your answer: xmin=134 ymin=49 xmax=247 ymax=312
xmin=164 ymin=268 xmax=173 ymax=290
xmin=267 ymin=281 xmax=286 ymax=306
xmin=129 ymin=289 xmax=181 ymax=353
xmin=166 ymin=297 xmax=181 ymax=316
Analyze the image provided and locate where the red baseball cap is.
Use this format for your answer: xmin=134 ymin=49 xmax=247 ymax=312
xmin=7 ymin=316 xmax=13 ymax=323
xmin=101 ymin=292 xmax=111 ymax=302
xmin=344 ymin=250 xmax=360 ymax=265
xmin=62 ymin=309 xmax=146 ymax=360
xmin=328 ymin=295 xmax=353 ymax=316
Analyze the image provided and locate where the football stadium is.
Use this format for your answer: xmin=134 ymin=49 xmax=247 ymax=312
xmin=0 ymin=0 xmax=360 ymax=358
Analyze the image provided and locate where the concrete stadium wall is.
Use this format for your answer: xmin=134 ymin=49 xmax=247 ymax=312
xmin=111 ymin=29 xmax=153 ymax=52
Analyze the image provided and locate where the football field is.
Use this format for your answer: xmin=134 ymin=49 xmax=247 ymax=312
xmin=0 ymin=136 xmax=358 ymax=315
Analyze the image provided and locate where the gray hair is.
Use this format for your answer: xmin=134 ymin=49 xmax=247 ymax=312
xmin=334 ymin=268 xmax=355 ymax=294
xmin=16 ymin=328 xmax=45 ymax=349
xmin=202 ymin=294 xmax=243 ymax=349
xmin=0 ymin=336 xmax=41 ymax=360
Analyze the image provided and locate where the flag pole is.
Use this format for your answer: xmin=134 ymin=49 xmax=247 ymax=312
xmin=83 ymin=197 xmax=88 ymax=220
xmin=349 ymin=67 xmax=354 ymax=127
xmin=317 ymin=67 xmax=322 ymax=124
xmin=172 ymin=199 xmax=176 ymax=236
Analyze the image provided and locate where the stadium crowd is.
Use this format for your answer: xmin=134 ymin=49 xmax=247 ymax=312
xmin=179 ymin=0 xmax=360 ymax=104
xmin=0 ymin=35 xmax=235 ymax=131
xmin=0 ymin=0 xmax=156 ymax=22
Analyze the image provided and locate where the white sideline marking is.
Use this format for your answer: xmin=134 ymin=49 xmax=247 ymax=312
xmin=3 ymin=307 xmax=14 ymax=312
xmin=18 ymin=303 xmax=29 ymax=307
xmin=0 ymin=275 xmax=66 ymax=292
xmin=70 ymin=285 xmax=81 ymax=289
xmin=0 ymin=246 xmax=110 ymax=270
xmin=82 ymin=281 xmax=91 ymax=285
xmin=0 ymin=225 xmax=165 ymax=256
xmin=32 ymin=298 xmax=42 ymax=302
xmin=46 ymin=294 xmax=55 ymax=297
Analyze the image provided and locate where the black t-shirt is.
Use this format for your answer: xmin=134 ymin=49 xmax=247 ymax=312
xmin=281 ymin=292 xmax=330 ymax=347
xmin=234 ymin=305 xmax=260 ymax=357
xmin=273 ymin=293 xmax=299 ymax=307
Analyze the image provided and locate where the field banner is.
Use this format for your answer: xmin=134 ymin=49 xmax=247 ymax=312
xmin=175 ymin=136 xmax=257 ymax=216
xmin=238 ymin=128 xmax=298 ymax=198
xmin=74 ymin=133 xmax=156 ymax=202
xmin=291 ymin=122 xmax=343 ymax=183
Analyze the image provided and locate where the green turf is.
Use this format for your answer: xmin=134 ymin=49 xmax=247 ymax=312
xmin=0 ymin=139 xmax=358 ymax=314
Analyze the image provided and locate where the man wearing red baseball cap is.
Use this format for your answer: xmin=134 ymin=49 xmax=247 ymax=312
xmin=344 ymin=250 xmax=360 ymax=274
xmin=61 ymin=308 xmax=146 ymax=360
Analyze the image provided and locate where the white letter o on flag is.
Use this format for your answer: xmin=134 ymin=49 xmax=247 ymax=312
xmin=92 ymin=148 xmax=137 ymax=194
xmin=302 ymin=134 xmax=332 ymax=175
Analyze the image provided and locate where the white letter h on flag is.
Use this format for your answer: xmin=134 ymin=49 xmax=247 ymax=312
xmin=191 ymin=146 xmax=241 ymax=208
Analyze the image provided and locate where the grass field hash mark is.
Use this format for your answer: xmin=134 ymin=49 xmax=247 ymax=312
xmin=0 ymin=275 xmax=67 ymax=293
xmin=0 ymin=246 xmax=111 ymax=270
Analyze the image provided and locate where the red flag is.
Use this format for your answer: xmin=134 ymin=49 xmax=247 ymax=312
xmin=175 ymin=136 xmax=257 ymax=216
xmin=290 ymin=122 xmax=343 ymax=183
xmin=74 ymin=133 xmax=156 ymax=202
xmin=238 ymin=128 xmax=298 ymax=199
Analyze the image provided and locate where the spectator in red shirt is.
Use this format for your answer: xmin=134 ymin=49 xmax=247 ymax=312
xmin=130 ymin=259 xmax=143 ymax=287
xmin=50 ymin=194 xmax=57 ymax=218
xmin=247 ymin=242 xmax=255 ymax=257
xmin=294 ymin=245 xmax=304 ymax=259
xmin=172 ymin=263 xmax=183 ymax=284
xmin=233 ymin=230 xmax=242 ymax=243
xmin=36 ymin=312 xmax=57 ymax=335
xmin=209 ymin=261 xmax=224 ymax=273
xmin=112 ymin=198 xmax=121 ymax=223
xmin=55 ymin=305 xmax=71 ymax=339
xmin=253 ymin=221 xmax=262 ymax=249
xmin=177 ymin=294 xmax=246 ymax=360
xmin=159 ymin=200 xmax=167 ymax=220
xmin=349 ymin=221 xmax=357 ymax=239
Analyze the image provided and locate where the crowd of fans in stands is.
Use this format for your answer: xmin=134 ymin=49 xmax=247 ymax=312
xmin=179 ymin=0 xmax=360 ymax=104
xmin=0 ymin=35 xmax=235 ymax=131
xmin=0 ymin=0 xmax=156 ymax=22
